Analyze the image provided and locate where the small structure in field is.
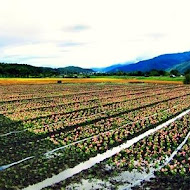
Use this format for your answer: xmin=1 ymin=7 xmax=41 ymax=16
xmin=170 ymin=74 xmax=176 ymax=78
xmin=57 ymin=80 xmax=62 ymax=84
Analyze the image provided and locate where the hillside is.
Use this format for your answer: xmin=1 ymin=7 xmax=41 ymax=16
xmin=0 ymin=63 xmax=56 ymax=77
xmin=0 ymin=63 xmax=94 ymax=77
xmin=106 ymin=51 xmax=190 ymax=73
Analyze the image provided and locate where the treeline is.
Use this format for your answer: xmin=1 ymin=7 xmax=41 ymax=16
xmin=1 ymin=62 xmax=190 ymax=79
xmin=95 ymin=69 xmax=190 ymax=77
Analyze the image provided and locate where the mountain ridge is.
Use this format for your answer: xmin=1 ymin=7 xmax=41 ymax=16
xmin=100 ymin=51 xmax=190 ymax=73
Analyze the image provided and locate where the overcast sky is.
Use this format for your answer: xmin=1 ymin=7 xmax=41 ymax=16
xmin=0 ymin=0 xmax=190 ymax=68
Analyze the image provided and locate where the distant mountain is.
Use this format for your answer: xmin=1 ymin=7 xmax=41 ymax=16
xmin=58 ymin=66 xmax=94 ymax=74
xmin=107 ymin=51 xmax=190 ymax=73
xmin=0 ymin=63 xmax=94 ymax=77
xmin=92 ymin=64 xmax=123 ymax=73
xmin=168 ymin=61 xmax=190 ymax=73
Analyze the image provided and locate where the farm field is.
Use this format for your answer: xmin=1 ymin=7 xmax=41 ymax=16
xmin=91 ymin=75 xmax=184 ymax=82
xmin=0 ymin=77 xmax=183 ymax=85
xmin=0 ymin=83 xmax=190 ymax=189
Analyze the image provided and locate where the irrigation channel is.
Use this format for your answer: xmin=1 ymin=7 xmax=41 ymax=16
xmin=24 ymin=108 xmax=190 ymax=190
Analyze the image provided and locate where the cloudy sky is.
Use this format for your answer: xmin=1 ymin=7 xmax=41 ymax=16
xmin=0 ymin=0 xmax=190 ymax=68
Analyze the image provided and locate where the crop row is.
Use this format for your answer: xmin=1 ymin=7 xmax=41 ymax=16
xmin=45 ymin=111 xmax=190 ymax=190
xmin=0 ymin=90 xmax=190 ymax=164
xmin=0 ymin=96 xmax=184 ymax=164
xmin=0 ymin=102 xmax=189 ymax=189
xmin=1 ymin=88 xmax=189 ymax=136
xmin=0 ymin=83 xmax=130 ymax=97
xmin=0 ymin=86 xmax=125 ymax=105
xmin=0 ymin=83 xmax=119 ymax=95
xmin=138 ymin=137 xmax=190 ymax=189
xmin=0 ymin=84 xmax=173 ymax=113
xmin=47 ymin=96 xmax=190 ymax=146
xmin=1 ymin=83 xmax=190 ymax=189
xmin=3 ymin=86 xmax=190 ymax=123
xmin=0 ymin=87 xmax=156 ymax=114
xmin=30 ymin=94 xmax=190 ymax=135
xmin=103 ymin=114 xmax=190 ymax=172
xmin=0 ymin=84 xmax=146 ymax=103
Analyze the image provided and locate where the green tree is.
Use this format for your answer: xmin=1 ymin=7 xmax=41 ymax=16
xmin=149 ymin=70 xmax=160 ymax=76
xmin=185 ymin=69 xmax=190 ymax=75
xmin=170 ymin=69 xmax=180 ymax=76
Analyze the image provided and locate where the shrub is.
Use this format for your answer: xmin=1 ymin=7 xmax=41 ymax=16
xmin=184 ymin=74 xmax=190 ymax=84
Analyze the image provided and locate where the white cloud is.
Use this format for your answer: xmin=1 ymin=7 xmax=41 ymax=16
xmin=0 ymin=0 xmax=190 ymax=68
